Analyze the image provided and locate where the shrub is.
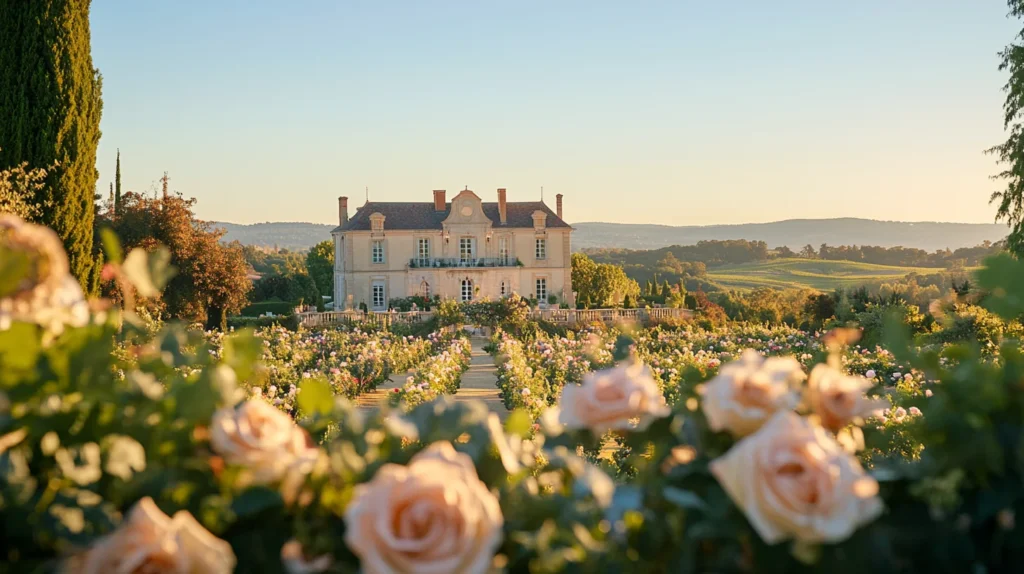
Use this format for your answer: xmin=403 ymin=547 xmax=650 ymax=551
xmin=928 ymin=303 xmax=1006 ymax=348
xmin=436 ymin=298 xmax=465 ymax=326
xmin=856 ymin=303 xmax=927 ymax=347
xmin=388 ymin=294 xmax=438 ymax=311
xmin=227 ymin=314 xmax=300 ymax=331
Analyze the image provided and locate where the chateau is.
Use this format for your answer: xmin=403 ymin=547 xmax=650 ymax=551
xmin=331 ymin=188 xmax=573 ymax=311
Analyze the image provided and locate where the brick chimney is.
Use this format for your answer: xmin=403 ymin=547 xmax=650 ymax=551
xmin=433 ymin=190 xmax=446 ymax=211
xmin=497 ymin=188 xmax=507 ymax=224
xmin=556 ymin=193 xmax=564 ymax=220
xmin=338 ymin=196 xmax=349 ymax=226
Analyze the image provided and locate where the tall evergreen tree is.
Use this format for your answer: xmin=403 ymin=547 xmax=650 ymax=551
xmin=0 ymin=0 xmax=104 ymax=286
xmin=114 ymin=148 xmax=121 ymax=216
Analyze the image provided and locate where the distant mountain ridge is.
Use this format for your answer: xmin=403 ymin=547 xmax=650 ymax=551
xmin=211 ymin=218 xmax=1008 ymax=253
xmin=212 ymin=222 xmax=335 ymax=251
xmin=571 ymin=218 xmax=1007 ymax=252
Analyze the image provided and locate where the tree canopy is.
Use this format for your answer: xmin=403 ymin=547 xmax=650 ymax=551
xmin=98 ymin=192 xmax=251 ymax=328
xmin=571 ymin=252 xmax=640 ymax=309
xmin=990 ymin=0 xmax=1024 ymax=255
xmin=306 ymin=239 xmax=334 ymax=299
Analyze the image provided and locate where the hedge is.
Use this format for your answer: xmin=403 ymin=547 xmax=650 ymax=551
xmin=240 ymin=300 xmax=297 ymax=317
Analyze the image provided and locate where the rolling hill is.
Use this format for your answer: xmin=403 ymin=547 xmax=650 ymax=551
xmin=211 ymin=218 xmax=1007 ymax=253
xmin=705 ymin=258 xmax=947 ymax=291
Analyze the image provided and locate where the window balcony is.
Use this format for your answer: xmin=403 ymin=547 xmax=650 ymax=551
xmin=408 ymin=257 xmax=522 ymax=269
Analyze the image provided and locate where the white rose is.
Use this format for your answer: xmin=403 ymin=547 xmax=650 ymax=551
xmin=344 ymin=441 xmax=503 ymax=574
xmin=710 ymin=412 xmax=883 ymax=544
xmin=557 ymin=361 xmax=670 ymax=434
xmin=210 ymin=399 xmax=319 ymax=484
xmin=68 ymin=497 xmax=235 ymax=573
xmin=806 ymin=364 xmax=887 ymax=432
xmin=701 ymin=349 xmax=803 ymax=436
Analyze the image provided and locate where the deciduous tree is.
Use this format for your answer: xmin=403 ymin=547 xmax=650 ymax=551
xmin=305 ymin=239 xmax=334 ymax=298
xmin=990 ymin=0 xmax=1024 ymax=255
xmin=571 ymin=252 xmax=640 ymax=308
xmin=98 ymin=192 xmax=251 ymax=328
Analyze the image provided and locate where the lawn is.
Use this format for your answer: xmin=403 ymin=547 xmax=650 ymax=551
xmin=706 ymin=258 xmax=946 ymax=290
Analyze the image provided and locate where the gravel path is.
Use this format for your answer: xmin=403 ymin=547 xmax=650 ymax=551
xmin=453 ymin=336 xmax=508 ymax=420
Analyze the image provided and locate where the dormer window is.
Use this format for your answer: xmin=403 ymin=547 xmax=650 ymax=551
xmin=370 ymin=212 xmax=385 ymax=232
xmin=531 ymin=210 xmax=547 ymax=230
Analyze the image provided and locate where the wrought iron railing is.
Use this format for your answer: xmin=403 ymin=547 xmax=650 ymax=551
xmin=408 ymin=257 xmax=522 ymax=269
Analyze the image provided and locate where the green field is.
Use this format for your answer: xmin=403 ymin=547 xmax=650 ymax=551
xmin=706 ymin=258 xmax=946 ymax=291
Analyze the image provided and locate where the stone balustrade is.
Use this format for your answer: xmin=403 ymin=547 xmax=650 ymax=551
xmin=298 ymin=307 xmax=692 ymax=328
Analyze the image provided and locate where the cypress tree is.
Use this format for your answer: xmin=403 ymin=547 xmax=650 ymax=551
xmin=0 ymin=0 xmax=104 ymax=287
xmin=114 ymin=148 xmax=121 ymax=216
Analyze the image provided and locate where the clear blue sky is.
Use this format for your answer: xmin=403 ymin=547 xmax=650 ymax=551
xmin=90 ymin=1 xmax=1019 ymax=226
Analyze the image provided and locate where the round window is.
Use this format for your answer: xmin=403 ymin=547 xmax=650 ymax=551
xmin=460 ymin=206 xmax=473 ymax=217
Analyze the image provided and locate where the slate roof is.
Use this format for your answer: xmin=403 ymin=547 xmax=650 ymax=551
xmin=333 ymin=201 xmax=571 ymax=233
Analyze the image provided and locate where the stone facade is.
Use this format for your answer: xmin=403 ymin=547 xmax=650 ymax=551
xmin=331 ymin=189 xmax=573 ymax=311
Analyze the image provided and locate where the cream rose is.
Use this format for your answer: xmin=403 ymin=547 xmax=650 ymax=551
xmin=806 ymin=364 xmax=888 ymax=432
xmin=557 ymin=360 xmax=670 ymax=434
xmin=0 ymin=215 xmax=89 ymax=335
xmin=68 ymin=497 xmax=235 ymax=574
xmin=702 ymin=349 xmax=803 ymax=436
xmin=344 ymin=441 xmax=503 ymax=574
xmin=710 ymin=412 xmax=883 ymax=544
xmin=210 ymin=399 xmax=319 ymax=484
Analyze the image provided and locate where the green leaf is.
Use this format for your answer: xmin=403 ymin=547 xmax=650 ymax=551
xmin=0 ymin=249 xmax=31 ymax=299
xmin=977 ymin=253 xmax=1024 ymax=321
xmin=122 ymin=247 xmax=176 ymax=298
xmin=504 ymin=409 xmax=532 ymax=437
xmin=297 ymin=377 xmax=334 ymax=417
xmin=663 ymin=486 xmax=707 ymax=511
xmin=0 ymin=322 xmax=40 ymax=374
xmin=122 ymin=249 xmax=159 ymax=297
xmin=613 ymin=335 xmax=635 ymax=362
xmin=221 ymin=330 xmax=262 ymax=382
xmin=174 ymin=377 xmax=221 ymax=422
xmin=100 ymin=228 xmax=123 ymax=264
xmin=231 ymin=486 xmax=283 ymax=519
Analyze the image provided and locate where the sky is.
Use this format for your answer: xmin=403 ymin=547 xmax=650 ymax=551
xmin=90 ymin=1 xmax=1021 ymax=227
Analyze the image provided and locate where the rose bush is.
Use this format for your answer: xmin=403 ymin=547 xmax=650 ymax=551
xmin=390 ymin=334 xmax=472 ymax=408
xmin=3 ymin=215 xmax=1024 ymax=573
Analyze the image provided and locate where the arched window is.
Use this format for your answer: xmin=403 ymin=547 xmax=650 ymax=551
xmin=461 ymin=279 xmax=473 ymax=302
xmin=420 ymin=280 xmax=430 ymax=297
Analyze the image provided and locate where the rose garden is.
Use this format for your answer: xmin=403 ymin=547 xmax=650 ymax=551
xmin=3 ymin=213 xmax=1024 ymax=573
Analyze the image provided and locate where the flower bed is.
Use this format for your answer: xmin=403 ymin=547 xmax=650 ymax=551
xmin=202 ymin=325 xmax=434 ymax=408
xmin=6 ymin=214 xmax=1024 ymax=573
xmin=390 ymin=334 xmax=472 ymax=408
xmin=491 ymin=328 xmax=615 ymax=418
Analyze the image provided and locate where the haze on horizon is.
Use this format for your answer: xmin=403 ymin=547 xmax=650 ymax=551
xmin=91 ymin=1 xmax=1017 ymax=227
